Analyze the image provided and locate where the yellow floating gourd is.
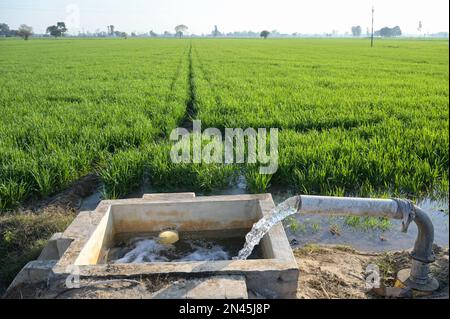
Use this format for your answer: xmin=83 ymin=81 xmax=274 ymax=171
xmin=158 ymin=230 xmax=179 ymax=245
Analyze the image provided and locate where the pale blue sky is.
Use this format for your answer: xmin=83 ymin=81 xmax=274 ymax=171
xmin=0 ymin=0 xmax=448 ymax=35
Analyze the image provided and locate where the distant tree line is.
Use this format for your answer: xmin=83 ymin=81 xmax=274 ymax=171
xmin=3 ymin=21 xmax=447 ymax=40
xmin=0 ymin=23 xmax=33 ymax=40
xmin=351 ymin=25 xmax=402 ymax=38
xmin=106 ymin=25 xmax=128 ymax=38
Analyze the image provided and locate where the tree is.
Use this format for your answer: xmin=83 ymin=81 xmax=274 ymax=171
xmin=212 ymin=25 xmax=221 ymax=37
xmin=375 ymin=26 xmax=402 ymax=37
xmin=47 ymin=22 xmax=67 ymax=37
xmin=17 ymin=24 xmax=33 ymax=40
xmin=392 ymin=26 xmax=402 ymax=37
xmin=47 ymin=26 xmax=58 ymax=37
xmin=57 ymin=22 xmax=67 ymax=36
xmin=108 ymin=25 xmax=115 ymax=36
xmin=351 ymin=26 xmax=362 ymax=37
xmin=260 ymin=30 xmax=270 ymax=39
xmin=150 ymin=30 xmax=158 ymax=37
xmin=175 ymin=24 xmax=188 ymax=38
xmin=0 ymin=23 xmax=10 ymax=36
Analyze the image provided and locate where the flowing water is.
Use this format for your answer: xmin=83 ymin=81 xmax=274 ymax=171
xmin=108 ymin=229 xmax=262 ymax=264
xmin=234 ymin=196 xmax=301 ymax=260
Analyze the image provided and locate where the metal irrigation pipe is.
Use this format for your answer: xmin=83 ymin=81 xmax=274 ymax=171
xmin=289 ymin=195 xmax=439 ymax=292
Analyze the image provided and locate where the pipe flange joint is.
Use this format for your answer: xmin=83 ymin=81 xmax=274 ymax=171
xmin=393 ymin=198 xmax=416 ymax=233
xmin=410 ymin=251 xmax=436 ymax=264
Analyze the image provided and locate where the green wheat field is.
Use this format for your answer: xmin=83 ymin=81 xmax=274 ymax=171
xmin=1 ymin=38 xmax=448 ymax=210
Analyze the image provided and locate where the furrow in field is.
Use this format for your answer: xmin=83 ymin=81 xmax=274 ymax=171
xmin=180 ymin=42 xmax=198 ymax=129
xmin=191 ymin=46 xmax=226 ymax=128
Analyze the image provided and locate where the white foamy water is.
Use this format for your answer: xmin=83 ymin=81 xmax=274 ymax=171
xmin=177 ymin=241 xmax=230 ymax=262
xmin=234 ymin=196 xmax=301 ymax=260
xmin=114 ymin=239 xmax=173 ymax=263
xmin=113 ymin=238 xmax=230 ymax=264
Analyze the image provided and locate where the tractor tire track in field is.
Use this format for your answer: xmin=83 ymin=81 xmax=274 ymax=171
xmin=168 ymin=45 xmax=189 ymax=94
xmin=192 ymin=46 xmax=224 ymax=115
xmin=158 ymin=44 xmax=189 ymax=137
xmin=180 ymin=42 xmax=198 ymax=130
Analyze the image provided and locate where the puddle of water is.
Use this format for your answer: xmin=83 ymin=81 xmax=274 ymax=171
xmin=276 ymin=194 xmax=449 ymax=252
xmin=79 ymin=191 xmax=102 ymax=211
xmin=108 ymin=229 xmax=263 ymax=264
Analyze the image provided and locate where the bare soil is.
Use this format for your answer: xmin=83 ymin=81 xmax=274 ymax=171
xmin=4 ymin=244 xmax=448 ymax=299
xmin=294 ymin=244 xmax=449 ymax=299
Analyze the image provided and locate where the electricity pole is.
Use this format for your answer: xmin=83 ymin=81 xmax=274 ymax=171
xmin=371 ymin=6 xmax=375 ymax=47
